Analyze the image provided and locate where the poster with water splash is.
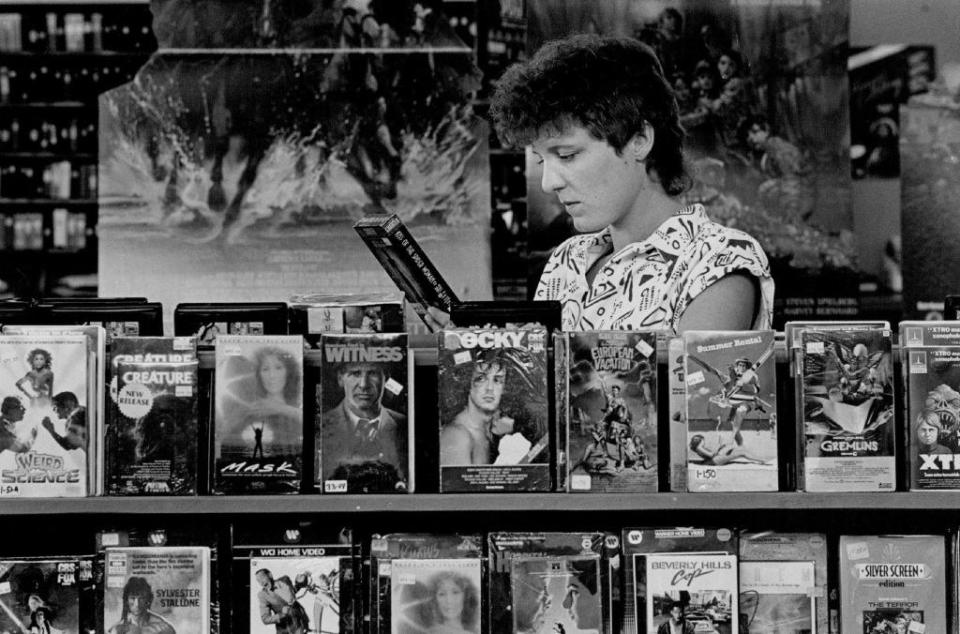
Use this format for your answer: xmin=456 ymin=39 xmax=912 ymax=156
xmin=525 ymin=0 xmax=853 ymax=327
xmin=98 ymin=6 xmax=490 ymax=329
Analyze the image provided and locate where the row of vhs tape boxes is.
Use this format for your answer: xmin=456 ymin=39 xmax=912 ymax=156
xmin=3 ymin=316 xmax=960 ymax=496
xmin=4 ymin=525 xmax=958 ymax=634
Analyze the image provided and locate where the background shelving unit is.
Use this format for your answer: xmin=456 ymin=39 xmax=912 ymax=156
xmin=0 ymin=0 xmax=154 ymax=297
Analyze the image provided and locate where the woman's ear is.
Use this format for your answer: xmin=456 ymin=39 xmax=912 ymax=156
xmin=630 ymin=122 xmax=656 ymax=163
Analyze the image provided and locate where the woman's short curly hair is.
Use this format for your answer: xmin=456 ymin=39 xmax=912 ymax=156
xmin=489 ymin=33 xmax=690 ymax=196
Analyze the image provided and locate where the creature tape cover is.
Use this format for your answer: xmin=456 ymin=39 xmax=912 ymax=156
xmin=389 ymin=558 xmax=482 ymax=634
xmin=839 ymin=535 xmax=947 ymax=634
xmin=560 ymin=331 xmax=658 ymax=493
xmin=0 ymin=334 xmax=88 ymax=497
xmin=684 ymin=330 xmax=777 ymax=491
xmin=112 ymin=360 xmax=199 ymax=495
xmin=739 ymin=560 xmax=815 ymax=634
xmin=646 ymin=553 xmax=738 ymax=634
xmin=510 ymin=556 xmax=602 ymax=634
xmin=318 ymin=333 xmax=410 ymax=494
xmin=0 ymin=559 xmax=80 ymax=634
xmin=800 ymin=328 xmax=895 ymax=491
xmin=103 ymin=546 xmax=211 ymax=634
xmin=214 ymin=335 xmax=304 ymax=494
xmin=438 ymin=328 xmax=550 ymax=492
xmin=107 ymin=337 xmax=197 ymax=494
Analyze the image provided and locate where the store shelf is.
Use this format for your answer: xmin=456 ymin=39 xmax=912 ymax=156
xmin=0 ymin=198 xmax=96 ymax=205
xmin=0 ymin=248 xmax=94 ymax=259
xmin=0 ymin=50 xmax=148 ymax=57
xmin=154 ymin=46 xmax=473 ymax=56
xmin=0 ymin=152 xmax=96 ymax=160
xmin=0 ymin=0 xmax=147 ymax=6
xmin=0 ymin=101 xmax=93 ymax=109
xmin=1 ymin=492 xmax=959 ymax=516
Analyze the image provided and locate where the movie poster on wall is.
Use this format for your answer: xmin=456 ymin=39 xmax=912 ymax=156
xmin=99 ymin=1 xmax=490 ymax=330
xmin=900 ymin=92 xmax=960 ymax=319
xmin=525 ymin=0 xmax=853 ymax=327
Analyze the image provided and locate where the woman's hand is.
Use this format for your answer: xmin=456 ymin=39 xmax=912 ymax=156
xmin=424 ymin=306 xmax=452 ymax=332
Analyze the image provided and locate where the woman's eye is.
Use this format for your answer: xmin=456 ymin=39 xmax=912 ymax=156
xmin=558 ymin=152 xmax=578 ymax=161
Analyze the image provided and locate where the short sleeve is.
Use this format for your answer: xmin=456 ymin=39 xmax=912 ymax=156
xmin=671 ymin=228 xmax=775 ymax=331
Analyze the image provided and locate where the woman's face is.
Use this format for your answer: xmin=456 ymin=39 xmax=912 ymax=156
xmin=530 ymin=125 xmax=648 ymax=234
xmin=31 ymin=353 xmax=46 ymax=370
xmin=259 ymin=354 xmax=288 ymax=397
xmin=435 ymin=578 xmax=465 ymax=623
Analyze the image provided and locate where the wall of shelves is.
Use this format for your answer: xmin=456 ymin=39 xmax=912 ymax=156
xmin=0 ymin=0 xmax=154 ymax=297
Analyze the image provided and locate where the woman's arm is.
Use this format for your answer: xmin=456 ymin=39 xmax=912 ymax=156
xmin=677 ymin=273 xmax=757 ymax=332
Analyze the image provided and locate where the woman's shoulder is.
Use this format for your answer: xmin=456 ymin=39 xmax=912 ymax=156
xmin=678 ymin=217 xmax=772 ymax=284
xmin=698 ymin=219 xmax=768 ymax=256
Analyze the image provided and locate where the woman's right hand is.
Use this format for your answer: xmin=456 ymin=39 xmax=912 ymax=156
xmin=424 ymin=306 xmax=452 ymax=332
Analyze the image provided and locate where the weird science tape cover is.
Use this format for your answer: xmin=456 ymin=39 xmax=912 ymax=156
xmin=0 ymin=335 xmax=89 ymax=497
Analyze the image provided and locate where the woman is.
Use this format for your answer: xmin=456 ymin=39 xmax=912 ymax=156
xmin=421 ymin=571 xmax=479 ymax=634
xmin=428 ymin=35 xmax=773 ymax=334
xmin=16 ymin=349 xmax=53 ymax=404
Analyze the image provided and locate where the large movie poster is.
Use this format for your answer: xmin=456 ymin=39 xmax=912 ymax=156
xmin=526 ymin=0 xmax=853 ymax=326
xmin=900 ymin=91 xmax=960 ymax=319
xmin=99 ymin=1 xmax=490 ymax=328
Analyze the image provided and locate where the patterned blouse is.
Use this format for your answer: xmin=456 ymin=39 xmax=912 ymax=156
xmin=534 ymin=204 xmax=775 ymax=332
